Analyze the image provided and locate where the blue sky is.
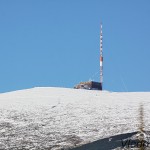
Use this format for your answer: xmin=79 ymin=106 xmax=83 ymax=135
xmin=0 ymin=0 xmax=150 ymax=92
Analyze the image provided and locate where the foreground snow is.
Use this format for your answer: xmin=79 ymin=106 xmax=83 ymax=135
xmin=0 ymin=87 xmax=150 ymax=149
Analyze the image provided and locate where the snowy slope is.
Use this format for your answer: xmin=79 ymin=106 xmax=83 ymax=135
xmin=0 ymin=87 xmax=150 ymax=149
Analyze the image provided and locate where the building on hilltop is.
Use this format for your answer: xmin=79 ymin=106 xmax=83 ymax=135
xmin=74 ymin=81 xmax=102 ymax=90
xmin=74 ymin=23 xmax=103 ymax=91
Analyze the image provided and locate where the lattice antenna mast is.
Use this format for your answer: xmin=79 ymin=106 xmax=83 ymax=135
xmin=100 ymin=23 xmax=103 ymax=89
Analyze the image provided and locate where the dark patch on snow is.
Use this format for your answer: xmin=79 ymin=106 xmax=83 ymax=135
xmin=51 ymin=106 xmax=56 ymax=108
xmin=0 ymin=122 xmax=14 ymax=129
xmin=71 ymin=132 xmax=138 ymax=150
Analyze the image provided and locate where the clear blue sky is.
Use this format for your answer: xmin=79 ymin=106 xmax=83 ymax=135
xmin=0 ymin=0 xmax=150 ymax=92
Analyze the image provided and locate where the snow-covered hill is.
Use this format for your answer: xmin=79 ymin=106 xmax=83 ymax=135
xmin=0 ymin=87 xmax=150 ymax=149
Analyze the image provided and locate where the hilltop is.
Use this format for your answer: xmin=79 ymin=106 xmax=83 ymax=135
xmin=0 ymin=87 xmax=150 ymax=149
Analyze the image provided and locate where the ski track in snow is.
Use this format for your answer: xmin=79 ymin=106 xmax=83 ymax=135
xmin=0 ymin=87 xmax=150 ymax=149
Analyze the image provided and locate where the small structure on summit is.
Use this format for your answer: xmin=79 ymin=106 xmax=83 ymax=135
xmin=74 ymin=23 xmax=103 ymax=91
xmin=74 ymin=81 xmax=102 ymax=90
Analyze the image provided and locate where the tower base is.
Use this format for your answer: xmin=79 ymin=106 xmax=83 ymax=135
xmin=74 ymin=81 xmax=102 ymax=90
